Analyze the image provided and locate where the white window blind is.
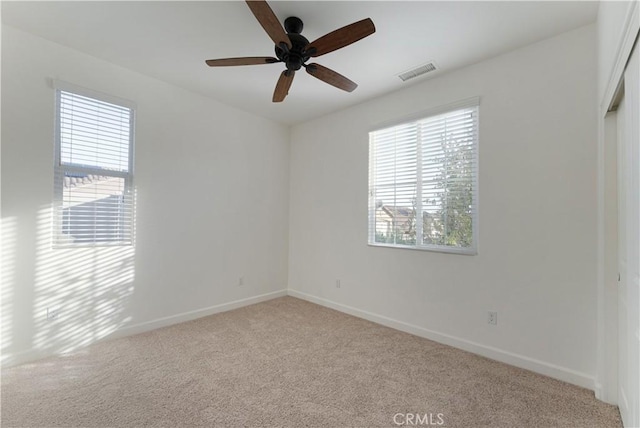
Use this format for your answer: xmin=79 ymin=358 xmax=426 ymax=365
xmin=368 ymin=101 xmax=478 ymax=254
xmin=53 ymin=88 xmax=135 ymax=247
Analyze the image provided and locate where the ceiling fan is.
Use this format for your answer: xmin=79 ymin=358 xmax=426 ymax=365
xmin=205 ymin=0 xmax=376 ymax=102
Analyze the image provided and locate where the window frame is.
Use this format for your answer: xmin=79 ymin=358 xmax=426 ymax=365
xmin=52 ymin=80 xmax=136 ymax=248
xmin=368 ymin=97 xmax=479 ymax=255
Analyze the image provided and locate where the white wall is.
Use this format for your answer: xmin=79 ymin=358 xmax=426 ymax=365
xmin=1 ymin=26 xmax=290 ymax=365
xmin=289 ymin=25 xmax=597 ymax=388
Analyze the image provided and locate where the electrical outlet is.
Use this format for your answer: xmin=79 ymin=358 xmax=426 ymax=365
xmin=488 ymin=311 xmax=497 ymax=325
xmin=47 ymin=307 xmax=60 ymax=321
xmin=336 ymin=279 xmax=341 ymax=288
xmin=238 ymin=276 xmax=244 ymax=286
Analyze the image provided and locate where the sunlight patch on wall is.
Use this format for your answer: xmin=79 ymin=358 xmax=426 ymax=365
xmin=31 ymin=197 xmax=136 ymax=357
xmin=2 ymin=216 xmax=18 ymax=355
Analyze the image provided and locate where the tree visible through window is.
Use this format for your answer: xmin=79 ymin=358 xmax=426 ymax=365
xmin=368 ymin=101 xmax=478 ymax=254
xmin=53 ymin=85 xmax=135 ymax=247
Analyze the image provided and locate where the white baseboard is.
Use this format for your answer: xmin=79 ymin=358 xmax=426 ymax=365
xmin=2 ymin=289 xmax=287 ymax=368
xmin=594 ymin=382 xmax=610 ymax=404
xmin=107 ymin=289 xmax=288 ymax=341
xmin=288 ymin=289 xmax=596 ymax=391
xmin=2 ymin=347 xmax=48 ymax=368
xmin=4 ymin=288 xmax=597 ymax=392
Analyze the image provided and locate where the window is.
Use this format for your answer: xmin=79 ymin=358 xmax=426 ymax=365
xmin=368 ymin=99 xmax=478 ymax=254
xmin=53 ymin=83 xmax=135 ymax=247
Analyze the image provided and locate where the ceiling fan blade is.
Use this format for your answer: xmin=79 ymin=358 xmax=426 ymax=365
xmin=245 ymin=0 xmax=292 ymax=49
xmin=273 ymin=70 xmax=295 ymax=102
xmin=306 ymin=18 xmax=375 ymax=57
xmin=206 ymin=57 xmax=279 ymax=67
xmin=305 ymin=63 xmax=357 ymax=92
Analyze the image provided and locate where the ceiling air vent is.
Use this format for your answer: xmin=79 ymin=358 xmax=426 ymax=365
xmin=398 ymin=61 xmax=438 ymax=82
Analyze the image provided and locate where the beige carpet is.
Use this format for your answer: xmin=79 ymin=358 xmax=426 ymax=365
xmin=2 ymin=297 xmax=621 ymax=427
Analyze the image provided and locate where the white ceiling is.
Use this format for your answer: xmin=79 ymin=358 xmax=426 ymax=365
xmin=2 ymin=1 xmax=598 ymax=125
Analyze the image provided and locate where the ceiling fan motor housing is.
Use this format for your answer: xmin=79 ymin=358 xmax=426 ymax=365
xmin=276 ymin=17 xmax=310 ymax=71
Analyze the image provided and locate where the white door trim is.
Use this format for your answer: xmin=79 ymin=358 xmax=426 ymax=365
xmin=596 ymin=1 xmax=640 ymax=404
xmin=600 ymin=1 xmax=639 ymax=113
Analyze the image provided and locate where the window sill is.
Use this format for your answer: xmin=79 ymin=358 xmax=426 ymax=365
xmin=368 ymin=242 xmax=477 ymax=256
